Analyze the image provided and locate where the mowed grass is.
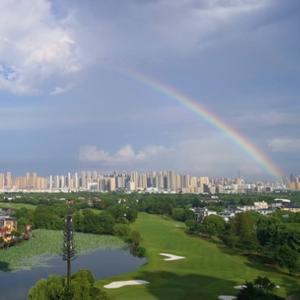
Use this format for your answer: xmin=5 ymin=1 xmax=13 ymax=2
xmin=0 ymin=229 xmax=125 ymax=271
xmin=98 ymin=213 xmax=300 ymax=300
xmin=0 ymin=202 xmax=36 ymax=210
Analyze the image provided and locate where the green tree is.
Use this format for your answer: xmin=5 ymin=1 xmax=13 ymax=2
xmin=28 ymin=279 xmax=48 ymax=300
xmin=276 ymin=225 xmax=300 ymax=252
xmin=201 ymin=215 xmax=225 ymax=237
xmin=73 ymin=211 xmax=84 ymax=232
xmin=108 ymin=206 xmax=138 ymax=223
xmin=171 ymin=208 xmax=185 ymax=221
xmin=113 ymin=224 xmax=130 ymax=237
xmin=185 ymin=219 xmax=201 ymax=234
xmin=256 ymin=217 xmax=280 ymax=247
xmin=232 ymin=212 xmax=258 ymax=251
xmin=28 ymin=276 xmax=65 ymax=300
xmin=33 ymin=206 xmax=63 ymax=230
xmin=70 ymin=270 xmax=95 ymax=300
xmin=46 ymin=276 xmax=65 ymax=300
xmin=237 ymin=277 xmax=283 ymax=300
xmin=28 ymin=270 xmax=108 ymax=300
xmin=125 ymin=208 xmax=138 ymax=222
xmin=275 ymin=245 xmax=299 ymax=275
xmin=127 ymin=230 xmax=145 ymax=257
xmin=74 ymin=210 xmax=115 ymax=234
xmin=254 ymin=276 xmax=276 ymax=292
xmin=98 ymin=212 xmax=115 ymax=234
xmin=128 ymin=230 xmax=141 ymax=245
xmin=172 ymin=208 xmax=194 ymax=222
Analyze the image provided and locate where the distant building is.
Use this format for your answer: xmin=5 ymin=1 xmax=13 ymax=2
xmin=191 ymin=207 xmax=217 ymax=223
xmin=0 ymin=216 xmax=17 ymax=243
xmin=0 ymin=170 xmax=289 ymax=193
xmin=274 ymin=198 xmax=291 ymax=203
xmin=281 ymin=205 xmax=300 ymax=213
xmin=219 ymin=210 xmax=236 ymax=222
xmin=254 ymin=201 xmax=268 ymax=209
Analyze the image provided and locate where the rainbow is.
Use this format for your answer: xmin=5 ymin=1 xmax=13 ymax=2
xmin=117 ymin=68 xmax=284 ymax=178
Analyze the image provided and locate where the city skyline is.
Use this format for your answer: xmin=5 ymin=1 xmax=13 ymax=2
xmin=0 ymin=167 xmax=298 ymax=182
xmin=0 ymin=0 xmax=299 ymax=178
xmin=1 ymin=169 xmax=298 ymax=193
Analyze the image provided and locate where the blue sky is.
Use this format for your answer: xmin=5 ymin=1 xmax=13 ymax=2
xmin=0 ymin=0 xmax=299 ymax=179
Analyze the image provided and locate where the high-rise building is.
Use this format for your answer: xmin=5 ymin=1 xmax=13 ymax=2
xmin=0 ymin=170 xmax=287 ymax=193
xmin=0 ymin=173 xmax=4 ymax=190
xmin=108 ymin=177 xmax=116 ymax=192
xmin=49 ymin=175 xmax=53 ymax=190
xmin=4 ymin=172 xmax=12 ymax=189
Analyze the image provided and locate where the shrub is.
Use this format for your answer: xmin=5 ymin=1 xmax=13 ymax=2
xmin=113 ymin=224 xmax=130 ymax=237
xmin=28 ymin=269 xmax=108 ymax=300
xmin=135 ymin=245 xmax=146 ymax=257
xmin=127 ymin=230 xmax=141 ymax=245
xmin=237 ymin=277 xmax=283 ymax=300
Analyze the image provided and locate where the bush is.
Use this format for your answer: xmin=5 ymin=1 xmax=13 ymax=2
xmin=127 ymin=230 xmax=142 ymax=245
xmin=73 ymin=210 xmax=115 ymax=235
xmin=222 ymin=233 xmax=239 ymax=248
xmin=129 ymin=244 xmax=146 ymax=257
xmin=236 ymin=277 xmax=283 ymax=300
xmin=172 ymin=208 xmax=185 ymax=221
xmin=125 ymin=230 xmax=145 ymax=257
xmin=135 ymin=245 xmax=146 ymax=257
xmin=275 ymin=245 xmax=299 ymax=275
xmin=185 ymin=220 xmax=200 ymax=234
xmin=28 ymin=276 xmax=65 ymax=300
xmin=113 ymin=224 xmax=130 ymax=237
xmin=28 ymin=269 xmax=108 ymax=300
xmin=200 ymin=215 xmax=225 ymax=237
xmin=33 ymin=206 xmax=63 ymax=230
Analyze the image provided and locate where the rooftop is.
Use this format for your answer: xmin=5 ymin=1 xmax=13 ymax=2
xmin=0 ymin=215 xmax=15 ymax=221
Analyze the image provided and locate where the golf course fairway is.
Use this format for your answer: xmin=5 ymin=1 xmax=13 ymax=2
xmin=98 ymin=213 xmax=300 ymax=299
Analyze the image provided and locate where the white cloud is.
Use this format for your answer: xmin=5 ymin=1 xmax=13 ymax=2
xmin=0 ymin=0 xmax=270 ymax=94
xmin=268 ymin=138 xmax=300 ymax=153
xmin=78 ymin=136 xmax=272 ymax=178
xmin=79 ymin=144 xmax=171 ymax=164
xmin=50 ymin=84 xmax=73 ymax=95
xmin=0 ymin=0 xmax=80 ymax=94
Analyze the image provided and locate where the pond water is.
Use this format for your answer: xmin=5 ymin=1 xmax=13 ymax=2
xmin=0 ymin=249 xmax=146 ymax=300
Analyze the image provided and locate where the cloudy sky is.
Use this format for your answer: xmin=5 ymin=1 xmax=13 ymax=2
xmin=0 ymin=0 xmax=299 ymax=179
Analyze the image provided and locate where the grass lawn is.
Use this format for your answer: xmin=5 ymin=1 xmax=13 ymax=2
xmin=0 ymin=202 xmax=37 ymax=210
xmin=98 ymin=213 xmax=300 ymax=300
xmin=0 ymin=229 xmax=125 ymax=271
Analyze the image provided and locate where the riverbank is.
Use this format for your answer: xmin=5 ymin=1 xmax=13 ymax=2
xmin=0 ymin=229 xmax=125 ymax=271
xmin=98 ymin=213 xmax=300 ymax=299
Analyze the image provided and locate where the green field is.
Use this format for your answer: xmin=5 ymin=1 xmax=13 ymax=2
xmin=0 ymin=202 xmax=37 ymax=210
xmin=0 ymin=229 xmax=125 ymax=271
xmin=98 ymin=213 xmax=300 ymax=300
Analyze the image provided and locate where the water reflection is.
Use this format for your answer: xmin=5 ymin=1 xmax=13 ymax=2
xmin=0 ymin=249 xmax=146 ymax=300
